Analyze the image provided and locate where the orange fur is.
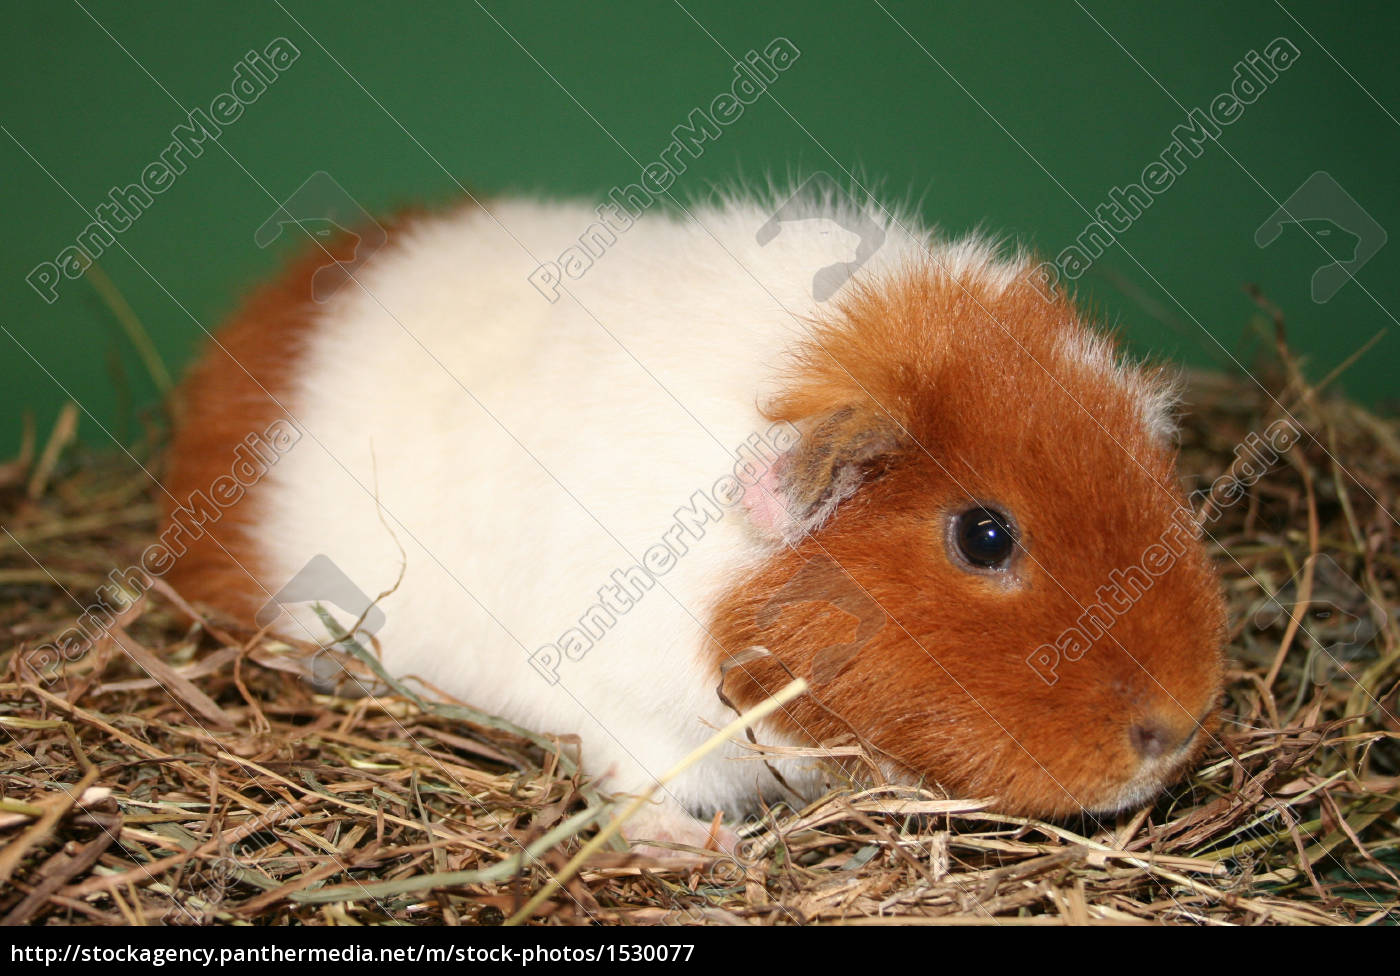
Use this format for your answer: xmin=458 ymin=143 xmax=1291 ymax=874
xmin=710 ymin=262 xmax=1226 ymax=817
xmin=162 ymin=215 xmax=419 ymax=622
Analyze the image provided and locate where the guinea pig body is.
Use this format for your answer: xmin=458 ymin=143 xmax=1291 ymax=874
xmin=164 ymin=190 xmax=1226 ymax=845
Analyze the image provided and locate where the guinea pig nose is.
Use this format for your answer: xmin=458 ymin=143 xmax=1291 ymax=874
xmin=1129 ymin=719 xmax=1190 ymax=760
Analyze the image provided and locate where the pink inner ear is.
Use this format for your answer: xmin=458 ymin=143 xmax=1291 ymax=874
xmin=741 ymin=460 xmax=789 ymax=535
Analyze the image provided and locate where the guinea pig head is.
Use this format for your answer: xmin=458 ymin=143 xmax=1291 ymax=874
xmin=713 ymin=261 xmax=1227 ymax=819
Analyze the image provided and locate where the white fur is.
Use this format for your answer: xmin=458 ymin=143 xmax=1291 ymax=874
xmin=1053 ymin=328 xmax=1181 ymax=444
xmin=253 ymin=192 xmax=1164 ymax=835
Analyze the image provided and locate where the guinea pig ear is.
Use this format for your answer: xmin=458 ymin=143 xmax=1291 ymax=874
xmin=744 ymin=405 xmax=907 ymax=544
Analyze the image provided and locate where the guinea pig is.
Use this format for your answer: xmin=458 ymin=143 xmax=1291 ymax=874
xmin=161 ymin=184 xmax=1226 ymax=848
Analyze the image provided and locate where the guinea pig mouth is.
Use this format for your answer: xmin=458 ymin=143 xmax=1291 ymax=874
xmin=1093 ymin=730 xmax=1208 ymax=814
xmin=1085 ymin=698 xmax=1219 ymax=814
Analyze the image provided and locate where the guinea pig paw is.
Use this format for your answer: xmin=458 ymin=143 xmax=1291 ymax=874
xmin=621 ymin=805 xmax=739 ymax=859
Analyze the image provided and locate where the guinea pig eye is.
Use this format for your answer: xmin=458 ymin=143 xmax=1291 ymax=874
xmin=952 ymin=506 xmax=1018 ymax=570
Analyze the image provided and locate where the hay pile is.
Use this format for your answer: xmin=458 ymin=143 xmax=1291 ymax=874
xmin=1 ymin=318 xmax=1396 ymax=926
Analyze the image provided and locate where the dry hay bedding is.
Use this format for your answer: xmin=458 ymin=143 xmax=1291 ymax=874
xmin=0 ymin=328 xmax=1397 ymax=926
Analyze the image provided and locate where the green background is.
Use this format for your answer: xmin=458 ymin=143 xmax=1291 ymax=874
xmin=3 ymin=0 xmax=1397 ymax=456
